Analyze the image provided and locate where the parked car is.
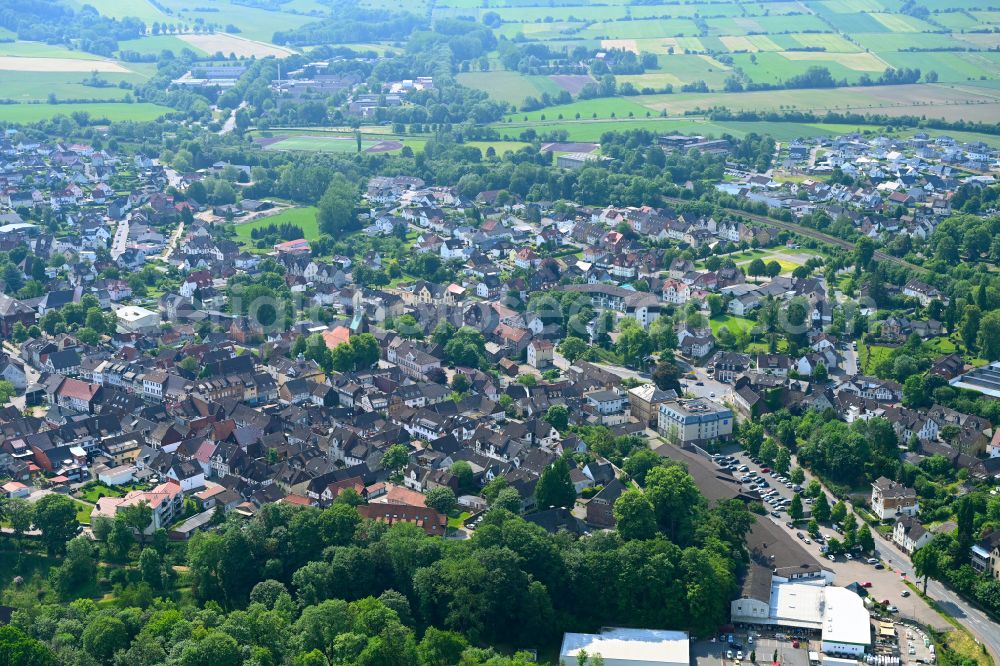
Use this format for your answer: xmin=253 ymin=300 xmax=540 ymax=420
xmin=845 ymin=553 xmax=853 ymax=560
xmin=862 ymin=582 xmax=872 ymax=588
xmin=867 ymin=558 xmax=878 ymax=565
xmin=875 ymin=563 xmax=885 ymax=570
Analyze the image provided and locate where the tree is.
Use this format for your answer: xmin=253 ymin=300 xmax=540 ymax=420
xmin=417 ymin=627 xmax=468 ymax=666
xmin=858 ymin=524 xmax=875 ymax=553
xmin=425 ymin=487 xmax=457 ymax=515
xmin=544 ymin=405 xmax=569 ymax=431
xmin=82 ymin=615 xmax=129 ymax=663
xmin=652 ymin=360 xmax=682 ymax=392
xmin=774 ymin=447 xmax=790 ymax=475
xmin=613 ymin=489 xmax=657 ymax=540
xmin=558 ymin=336 xmax=588 ymax=363
xmin=622 ymin=448 xmax=662 ymax=486
xmin=913 ymin=540 xmax=940 ymax=594
xmin=790 ymin=467 xmax=805 ymax=484
xmin=492 ymin=487 xmax=523 ymax=513
xmin=748 ymin=258 xmax=766 ymax=277
xmin=961 ymin=305 xmax=981 ymax=352
xmin=450 ymin=461 xmax=475 ymax=494
xmin=0 ymin=380 xmax=13 ymax=406
xmin=317 ymin=174 xmax=358 ymax=236
xmin=139 ymin=547 xmax=164 ymax=590
xmin=381 ymin=444 xmax=410 ymax=476
xmin=759 ymin=438 xmax=777 ymax=465
xmin=0 ymin=626 xmax=56 ymax=666
xmin=178 ymin=631 xmax=242 ymax=666
xmin=979 ymin=310 xmax=1000 ymax=361
xmin=32 ymin=493 xmax=79 ymax=554
xmin=450 ymin=373 xmax=470 ymax=393
xmin=813 ymin=493 xmax=830 ymax=522
xmin=830 ymin=500 xmax=847 ymax=524
xmin=535 ymin=458 xmax=576 ymax=509
xmin=789 ymin=494 xmax=803 ymax=521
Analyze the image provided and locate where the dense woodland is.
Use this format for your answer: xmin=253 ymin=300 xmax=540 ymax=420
xmin=0 ymin=457 xmax=753 ymax=665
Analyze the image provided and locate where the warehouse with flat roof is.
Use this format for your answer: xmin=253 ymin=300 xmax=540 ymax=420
xmin=732 ymin=568 xmax=871 ymax=658
xmin=559 ymin=627 xmax=690 ymax=666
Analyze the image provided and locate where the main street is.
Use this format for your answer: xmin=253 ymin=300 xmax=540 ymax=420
xmin=784 ymin=452 xmax=1000 ymax=663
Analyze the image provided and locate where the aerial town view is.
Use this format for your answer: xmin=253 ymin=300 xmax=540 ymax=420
xmin=1 ymin=0 xmax=1000 ymax=664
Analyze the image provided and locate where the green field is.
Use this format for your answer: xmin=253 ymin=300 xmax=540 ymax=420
xmin=265 ymin=136 xmax=381 ymax=153
xmin=70 ymin=0 xmax=167 ymax=23
xmin=0 ymin=102 xmax=172 ymax=123
xmin=150 ymin=0 xmax=315 ymax=43
xmin=710 ymin=314 xmax=757 ymax=336
xmin=233 ymin=207 xmax=321 ymax=246
xmin=0 ymin=71 xmax=148 ymax=103
xmin=117 ymin=35 xmax=208 ymax=57
xmin=458 ymin=70 xmax=563 ymax=106
xmin=0 ymin=41 xmax=108 ymax=59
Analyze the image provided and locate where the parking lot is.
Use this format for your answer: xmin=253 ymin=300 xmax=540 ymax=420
xmin=692 ymin=634 xmax=811 ymax=666
xmin=718 ymin=449 xmax=951 ymax=633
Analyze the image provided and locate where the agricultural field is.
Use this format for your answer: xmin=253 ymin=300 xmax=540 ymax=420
xmin=145 ymin=0 xmax=316 ymax=43
xmin=461 ymin=0 xmax=1000 ymax=140
xmin=0 ymin=71 xmax=147 ymax=103
xmin=116 ymin=35 xmax=208 ymax=57
xmin=68 ymin=0 xmax=166 ymax=23
xmin=176 ymin=33 xmax=295 ymax=58
xmin=0 ymin=102 xmax=172 ymax=123
xmin=458 ymin=71 xmax=563 ymax=106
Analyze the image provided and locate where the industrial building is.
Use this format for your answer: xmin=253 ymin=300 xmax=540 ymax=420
xmin=559 ymin=627 xmax=690 ymax=666
xmin=732 ymin=563 xmax=871 ymax=658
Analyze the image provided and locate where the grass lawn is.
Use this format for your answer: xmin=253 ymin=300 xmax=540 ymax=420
xmin=710 ymin=314 xmax=757 ymax=335
xmin=858 ymin=340 xmax=894 ymax=373
xmin=74 ymin=499 xmax=93 ymax=525
xmin=924 ymin=336 xmax=957 ymax=354
xmin=0 ymin=102 xmax=171 ymax=123
xmin=232 ymin=206 xmax=321 ymax=246
xmin=76 ymin=482 xmax=140 ymax=503
xmin=447 ymin=511 xmax=471 ymax=530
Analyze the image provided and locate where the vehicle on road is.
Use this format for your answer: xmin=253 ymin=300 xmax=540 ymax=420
xmin=727 ymin=650 xmax=733 ymax=660
xmin=862 ymin=582 xmax=872 ymax=588
xmin=901 ymin=590 xmax=910 ymax=598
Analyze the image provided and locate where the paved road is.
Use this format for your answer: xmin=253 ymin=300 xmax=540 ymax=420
xmin=160 ymin=221 xmax=184 ymax=263
xmin=775 ymin=451 xmax=1000 ymax=663
xmin=110 ymin=215 xmax=130 ymax=259
xmin=726 ymin=450 xmax=950 ymax=633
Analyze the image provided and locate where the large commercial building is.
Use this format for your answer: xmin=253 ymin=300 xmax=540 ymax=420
xmin=559 ymin=627 xmax=690 ymax=666
xmin=732 ymin=563 xmax=871 ymax=658
xmin=657 ymin=399 xmax=733 ymax=446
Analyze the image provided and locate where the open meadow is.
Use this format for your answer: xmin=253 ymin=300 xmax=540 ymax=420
xmin=448 ymin=0 xmax=1000 ymax=141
